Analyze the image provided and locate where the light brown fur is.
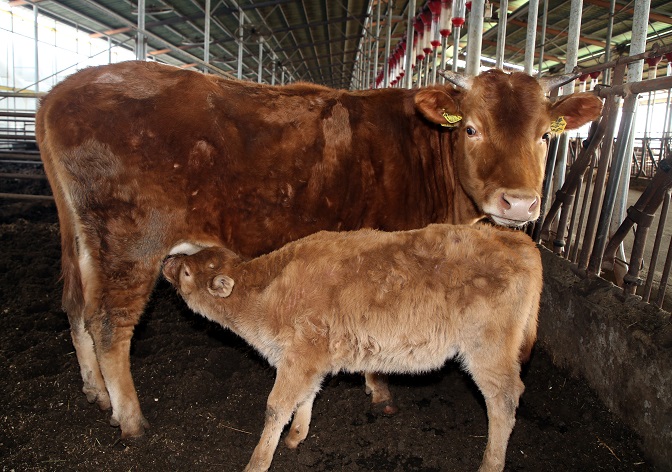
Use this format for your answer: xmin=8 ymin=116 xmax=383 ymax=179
xmin=36 ymin=61 xmax=599 ymax=438
xmin=163 ymin=223 xmax=543 ymax=472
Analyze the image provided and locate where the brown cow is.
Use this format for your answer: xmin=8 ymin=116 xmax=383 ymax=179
xmin=35 ymin=60 xmax=601 ymax=439
xmin=162 ymin=223 xmax=543 ymax=472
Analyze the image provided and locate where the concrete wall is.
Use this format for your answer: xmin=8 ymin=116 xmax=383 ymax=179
xmin=538 ymin=247 xmax=672 ymax=470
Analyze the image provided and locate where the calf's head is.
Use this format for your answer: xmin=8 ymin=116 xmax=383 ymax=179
xmin=415 ymin=69 xmax=603 ymax=227
xmin=162 ymin=247 xmax=239 ymax=306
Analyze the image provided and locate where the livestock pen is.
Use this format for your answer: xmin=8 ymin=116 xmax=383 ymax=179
xmin=1 ymin=1 xmax=672 ymax=471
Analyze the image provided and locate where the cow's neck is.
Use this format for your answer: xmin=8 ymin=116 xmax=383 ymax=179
xmin=406 ymin=119 xmax=482 ymax=227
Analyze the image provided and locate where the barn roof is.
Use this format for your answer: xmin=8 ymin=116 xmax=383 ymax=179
xmin=12 ymin=0 xmax=672 ymax=88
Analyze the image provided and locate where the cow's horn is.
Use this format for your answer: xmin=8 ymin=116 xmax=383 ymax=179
xmin=538 ymin=72 xmax=581 ymax=92
xmin=438 ymin=69 xmax=472 ymax=90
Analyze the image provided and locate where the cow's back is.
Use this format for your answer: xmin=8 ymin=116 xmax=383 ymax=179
xmin=37 ymin=61 xmax=448 ymax=258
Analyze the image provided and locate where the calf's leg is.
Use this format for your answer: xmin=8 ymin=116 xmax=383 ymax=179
xmin=468 ymin=358 xmax=524 ymax=472
xmin=364 ymin=372 xmax=398 ymax=415
xmin=245 ymin=361 xmax=324 ymax=472
xmin=285 ymin=392 xmax=317 ymax=449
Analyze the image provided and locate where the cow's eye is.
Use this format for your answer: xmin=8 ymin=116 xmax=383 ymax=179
xmin=542 ymin=132 xmax=551 ymax=141
xmin=465 ymin=126 xmax=477 ymax=137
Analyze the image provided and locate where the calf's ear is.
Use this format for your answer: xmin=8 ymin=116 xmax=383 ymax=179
xmin=208 ymin=274 xmax=235 ymax=298
xmin=414 ymin=89 xmax=460 ymax=126
xmin=549 ymin=92 xmax=603 ymax=131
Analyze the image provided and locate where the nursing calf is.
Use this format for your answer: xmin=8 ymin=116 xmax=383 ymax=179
xmin=163 ymin=224 xmax=543 ymax=472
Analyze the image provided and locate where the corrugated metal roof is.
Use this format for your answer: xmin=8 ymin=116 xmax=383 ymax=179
xmin=14 ymin=0 xmax=672 ymax=88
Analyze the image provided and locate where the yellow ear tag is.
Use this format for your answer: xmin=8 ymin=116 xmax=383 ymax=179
xmin=550 ymin=116 xmax=567 ymax=133
xmin=441 ymin=112 xmax=462 ymax=128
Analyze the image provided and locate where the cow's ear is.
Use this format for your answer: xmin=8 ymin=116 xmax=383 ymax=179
xmin=549 ymin=92 xmax=603 ymax=131
xmin=208 ymin=274 xmax=234 ymax=298
xmin=414 ymin=89 xmax=461 ymax=126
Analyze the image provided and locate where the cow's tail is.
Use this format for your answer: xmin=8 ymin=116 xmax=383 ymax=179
xmin=36 ymin=115 xmax=85 ymax=319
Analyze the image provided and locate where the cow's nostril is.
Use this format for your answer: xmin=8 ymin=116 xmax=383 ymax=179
xmin=500 ymin=194 xmax=512 ymax=211
xmin=529 ymin=197 xmax=540 ymax=212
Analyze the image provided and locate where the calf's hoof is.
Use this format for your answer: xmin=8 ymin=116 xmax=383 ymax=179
xmin=284 ymin=430 xmax=307 ymax=449
xmin=371 ymin=400 xmax=399 ymax=416
xmin=110 ymin=414 xmax=151 ymax=439
xmin=83 ymin=388 xmax=111 ymax=411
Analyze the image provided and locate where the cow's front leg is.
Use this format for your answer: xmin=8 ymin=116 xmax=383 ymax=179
xmin=364 ymin=372 xmax=398 ymax=415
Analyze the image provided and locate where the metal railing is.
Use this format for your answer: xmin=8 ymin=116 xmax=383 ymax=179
xmin=536 ymin=43 xmax=672 ymax=310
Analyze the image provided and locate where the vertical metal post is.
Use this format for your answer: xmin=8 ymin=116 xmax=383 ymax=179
xmin=452 ymin=27 xmax=461 ymax=72
xmin=588 ymin=92 xmax=638 ymax=275
xmin=237 ymin=10 xmax=244 ymax=79
xmin=612 ymin=0 xmax=650 ymax=235
xmin=404 ymin=0 xmax=416 ymax=89
xmin=552 ymin=0 xmax=582 ymax=193
xmin=384 ymin=0 xmax=393 ymax=87
xmin=374 ymin=0 xmax=381 ymax=88
xmin=440 ymin=35 xmax=448 ymax=82
xmin=272 ymin=59 xmax=277 ymax=85
xmin=537 ymin=0 xmax=548 ymax=75
xmin=257 ymin=38 xmax=264 ymax=83
xmin=107 ymin=35 xmax=112 ymax=64
xmin=523 ymin=0 xmax=538 ymax=74
xmin=204 ymin=0 xmax=211 ymax=69
xmin=465 ymin=0 xmax=484 ymax=76
xmin=136 ymin=0 xmax=146 ymax=60
xmin=33 ymin=4 xmax=39 ymax=97
xmin=603 ymin=0 xmax=616 ymax=85
xmin=495 ymin=0 xmax=508 ymax=69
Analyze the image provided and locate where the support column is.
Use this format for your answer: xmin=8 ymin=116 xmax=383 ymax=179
xmin=204 ymin=0 xmax=211 ymax=69
xmin=258 ymin=38 xmax=264 ymax=83
xmin=383 ymin=0 xmax=393 ymax=87
xmin=523 ymin=0 xmax=539 ymax=74
xmin=537 ymin=0 xmax=548 ymax=75
xmin=495 ymin=0 xmax=508 ymax=69
xmin=237 ymin=10 xmax=244 ymax=79
xmin=552 ymin=0 xmax=583 ymax=193
xmin=373 ymin=0 xmax=381 ymax=88
xmin=136 ymin=0 xmax=146 ymax=60
xmin=33 ymin=4 xmax=39 ymax=96
xmin=611 ymin=0 xmax=651 ymax=234
xmin=404 ymin=0 xmax=416 ymax=89
xmin=465 ymin=0 xmax=484 ymax=76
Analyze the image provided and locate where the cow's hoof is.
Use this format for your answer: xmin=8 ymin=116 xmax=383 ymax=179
xmin=371 ymin=401 xmax=399 ymax=416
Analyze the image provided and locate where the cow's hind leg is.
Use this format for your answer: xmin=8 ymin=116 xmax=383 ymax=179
xmin=58 ymin=214 xmax=110 ymax=410
xmin=245 ymin=358 xmax=325 ymax=472
xmin=69 ymin=316 xmax=111 ymax=410
xmin=364 ymin=372 xmax=398 ymax=415
xmin=87 ymin=271 xmax=160 ymax=439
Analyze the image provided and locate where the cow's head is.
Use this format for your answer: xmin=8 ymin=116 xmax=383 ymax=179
xmin=415 ymin=69 xmax=603 ymax=227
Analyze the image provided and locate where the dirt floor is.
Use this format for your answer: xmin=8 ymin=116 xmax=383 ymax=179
xmin=0 ymin=192 xmax=655 ymax=471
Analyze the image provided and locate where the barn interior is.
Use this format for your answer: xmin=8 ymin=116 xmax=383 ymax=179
xmin=1 ymin=1 xmax=671 ymax=471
